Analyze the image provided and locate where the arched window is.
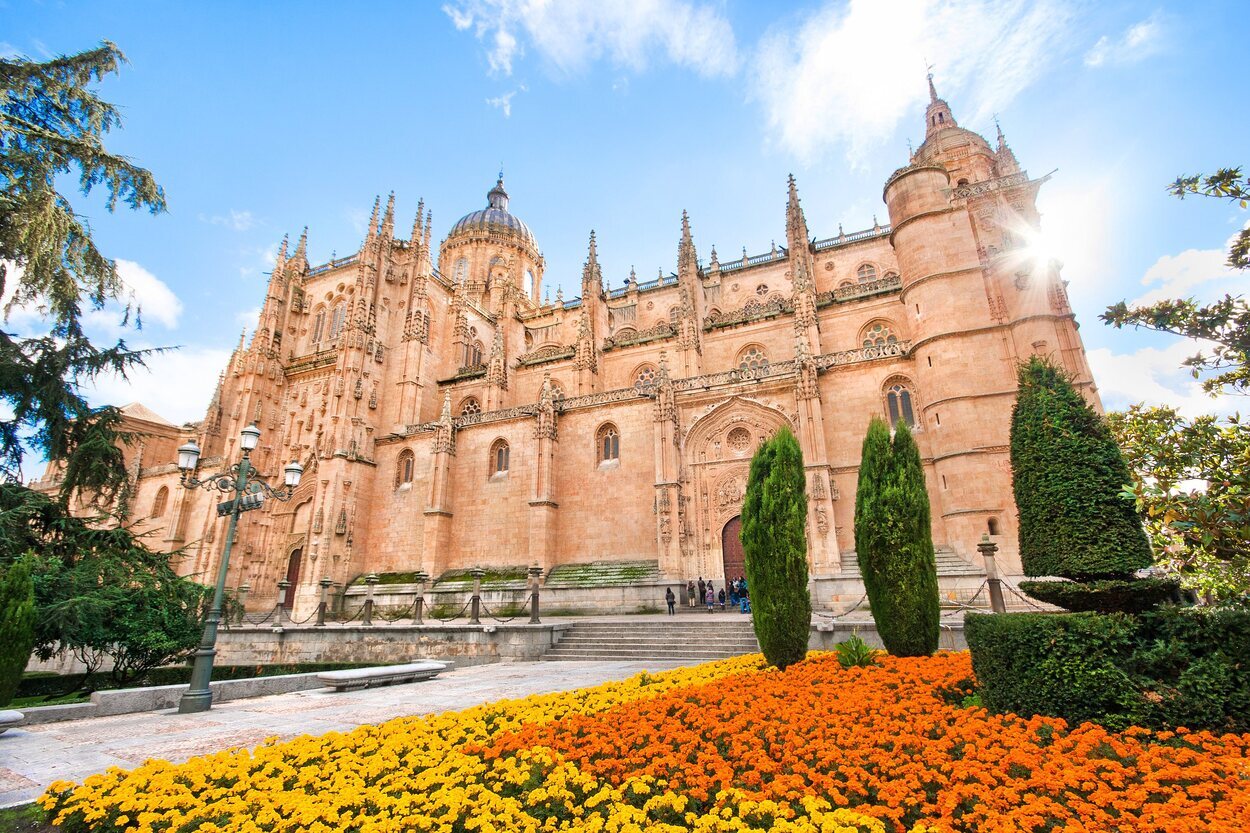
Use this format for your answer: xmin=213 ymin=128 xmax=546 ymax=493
xmin=737 ymin=345 xmax=769 ymax=375
xmin=633 ymin=365 xmax=658 ymax=390
xmin=668 ymin=306 xmax=682 ymax=323
xmin=883 ymin=270 xmax=899 ymax=282
xmin=987 ymin=517 xmax=1001 ymax=536
xmin=524 ymin=269 xmax=535 ymax=299
xmin=838 ymin=279 xmax=855 ymax=289
xmin=490 ymin=439 xmax=510 ymax=475
xmin=860 ymin=321 xmax=899 ymax=348
xmin=884 ymin=378 xmax=917 ymax=429
xmin=328 ymin=303 xmax=347 ymax=340
xmin=459 ymin=397 xmax=481 ymax=416
xmin=464 ymin=341 xmax=483 ymax=367
xmin=310 ymin=307 xmax=326 ymax=344
xmin=614 ymin=327 xmax=637 ymax=341
xmin=549 ymin=381 xmax=565 ymax=405
xmin=856 ymin=263 xmax=878 ymax=283
xmin=396 ymin=449 xmax=415 ymax=487
xmin=150 ymin=486 xmax=168 ymax=519
xmin=597 ymin=423 xmax=620 ymax=464
xmin=453 ymin=257 xmax=468 ymax=284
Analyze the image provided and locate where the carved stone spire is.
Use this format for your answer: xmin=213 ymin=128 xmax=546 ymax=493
xmin=677 ymin=210 xmax=698 ymax=276
xmin=995 ymin=118 xmax=1021 ymax=175
xmin=581 ymin=230 xmax=603 ymax=298
xmin=292 ymin=226 xmax=308 ymax=266
xmin=274 ymin=234 xmax=289 ymax=275
xmin=785 ymin=174 xmax=810 ymax=250
xmin=367 ymin=195 xmax=381 ymax=239
xmin=924 ymin=72 xmax=957 ymax=138
xmin=381 ymin=191 xmax=395 ymax=240
xmin=486 ymin=325 xmax=508 ymax=390
xmin=411 ymin=199 xmax=425 ymax=245
xmin=434 ymin=391 xmax=456 ymax=455
xmin=573 ymin=305 xmax=597 ymax=374
xmin=653 ymin=350 xmax=676 ymax=424
xmin=795 ymin=327 xmax=819 ymax=400
xmin=534 ymin=372 xmax=557 ymax=440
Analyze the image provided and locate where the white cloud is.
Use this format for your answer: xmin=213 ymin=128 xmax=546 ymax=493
xmin=1085 ymin=12 xmax=1165 ymax=68
xmin=443 ymin=0 xmax=739 ymax=79
xmin=1130 ymin=220 xmax=1247 ymax=307
xmin=486 ymin=90 xmax=517 ymax=117
xmin=113 ymin=259 xmax=182 ymax=329
xmin=750 ymin=0 xmax=1074 ymax=163
xmin=1088 ymin=339 xmax=1235 ymax=419
xmin=2 ymin=259 xmax=181 ymax=333
xmin=235 ymin=306 xmax=261 ymax=330
xmin=85 ymin=344 xmax=232 ymax=426
xmin=199 ymin=209 xmax=258 ymax=232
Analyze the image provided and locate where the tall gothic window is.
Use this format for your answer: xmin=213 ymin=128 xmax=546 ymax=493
xmin=856 ymin=263 xmax=878 ymax=283
xmin=633 ymin=365 xmax=658 ymax=390
xmin=396 ymin=449 xmax=415 ymax=487
xmin=548 ymin=381 xmax=565 ymax=405
xmin=459 ymin=397 xmax=481 ymax=416
xmin=737 ymin=345 xmax=769 ymax=375
xmin=151 ymin=486 xmax=169 ymax=519
xmin=490 ymin=439 xmax=510 ymax=475
xmin=597 ymin=423 xmax=620 ymax=464
xmin=885 ymin=378 xmax=917 ymax=429
xmin=453 ymin=257 xmax=468 ymax=284
xmin=328 ymin=303 xmax=346 ymax=340
xmin=861 ymin=321 xmax=899 ymax=348
xmin=311 ymin=308 xmax=326 ymax=344
xmin=469 ymin=341 xmax=484 ymax=366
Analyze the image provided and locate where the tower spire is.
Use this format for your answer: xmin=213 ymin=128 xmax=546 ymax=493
xmin=381 ymin=191 xmax=395 ymax=239
xmin=412 ymin=198 xmax=425 ymax=244
xmin=785 ymin=174 xmax=810 ymax=249
xmin=923 ymin=71 xmax=957 ymax=138
xmin=293 ymin=226 xmax=308 ymax=263
xmin=582 ymin=230 xmax=603 ymax=296
xmin=367 ymin=195 xmax=381 ymax=238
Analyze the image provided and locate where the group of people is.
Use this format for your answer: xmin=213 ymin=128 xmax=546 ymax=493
xmin=664 ymin=576 xmax=752 ymax=614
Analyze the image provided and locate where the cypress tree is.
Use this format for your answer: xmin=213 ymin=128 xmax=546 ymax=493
xmin=742 ymin=425 xmax=811 ymax=670
xmin=854 ymin=417 xmax=940 ymax=656
xmin=0 ymin=557 xmax=36 ymax=707
xmin=1011 ymin=357 xmax=1155 ymax=610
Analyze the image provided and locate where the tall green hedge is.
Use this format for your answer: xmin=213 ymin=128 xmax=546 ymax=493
xmin=966 ymin=607 xmax=1250 ymax=732
xmin=742 ymin=425 xmax=811 ymax=670
xmin=0 ymin=557 xmax=37 ymax=707
xmin=1011 ymin=357 xmax=1152 ymax=580
xmin=854 ymin=418 xmax=940 ymax=656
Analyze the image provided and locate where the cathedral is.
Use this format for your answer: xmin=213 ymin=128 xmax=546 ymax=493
xmin=58 ymin=83 xmax=1097 ymax=615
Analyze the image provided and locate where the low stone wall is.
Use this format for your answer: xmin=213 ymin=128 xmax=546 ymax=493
xmin=809 ymin=619 xmax=968 ymax=652
xmin=19 ymin=670 xmax=332 ymax=726
xmin=213 ymin=622 xmax=571 ymax=667
xmin=344 ymin=582 xmax=677 ymax=618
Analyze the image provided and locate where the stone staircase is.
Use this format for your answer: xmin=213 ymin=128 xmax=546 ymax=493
xmin=543 ymin=620 xmax=760 ymax=662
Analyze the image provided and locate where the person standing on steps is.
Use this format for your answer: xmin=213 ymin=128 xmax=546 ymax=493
xmin=698 ymin=577 xmax=706 ymax=608
xmin=687 ymin=579 xmax=696 ymax=607
xmin=705 ymin=583 xmax=715 ymax=613
xmin=665 ymin=587 xmax=676 ymax=615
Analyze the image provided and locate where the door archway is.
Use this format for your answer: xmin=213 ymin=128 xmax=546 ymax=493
xmin=282 ymin=549 xmax=302 ymax=609
xmin=721 ymin=516 xmax=744 ymax=582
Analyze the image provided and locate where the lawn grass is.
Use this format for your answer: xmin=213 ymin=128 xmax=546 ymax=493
xmin=0 ymin=804 xmax=54 ymax=833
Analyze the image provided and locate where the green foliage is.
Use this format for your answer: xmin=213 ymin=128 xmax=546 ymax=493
xmin=853 ymin=418 xmax=940 ymax=656
xmin=0 ymin=557 xmax=37 ymax=706
xmin=966 ymin=607 xmax=1250 ymax=733
xmin=741 ymin=425 xmax=811 ymax=670
xmin=1108 ymin=405 xmax=1250 ymax=599
xmin=0 ymin=483 xmax=209 ymax=685
xmin=1010 ymin=357 xmax=1152 ymax=584
xmin=1017 ymin=578 xmax=1179 ymax=613
xmin=0 ymin=42 xmax=166 ymax=506
xmin=834 ymin=634 xmax=879 ymax=669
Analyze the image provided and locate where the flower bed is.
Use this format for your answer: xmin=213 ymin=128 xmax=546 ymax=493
xmin=40 ymin=653 xmax=1250 ymax=833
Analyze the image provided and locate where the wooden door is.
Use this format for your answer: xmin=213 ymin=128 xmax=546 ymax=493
xmin=721 ymin=516 xmax=745 ymax=582
xmin=283 ymin=549 xmax=302 ymax=609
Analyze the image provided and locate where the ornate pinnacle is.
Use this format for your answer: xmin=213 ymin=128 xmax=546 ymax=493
xmin=440 ymin=391 xmax=452 ymax=423
xmin=293 ymin=227 xmax=308 ymax=262
xmin=411 ymin=198 xmax=425 ymax=244
xmin=367 ymin=195 xmax=380 ymax=238
xmin=382 ymin=191 xmax=395 ymax=236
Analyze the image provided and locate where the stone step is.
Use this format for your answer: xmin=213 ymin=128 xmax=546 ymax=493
xmin=552 ymin=639 xmax=759 ymax=650
xmin=544 ymin=650 xmax=754 ymax=661
xmin=544 ymin=620 xmax=762 ymax=661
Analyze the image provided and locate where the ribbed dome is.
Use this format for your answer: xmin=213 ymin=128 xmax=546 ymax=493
xmin=447 ymin=177 xmax=540 ymax=254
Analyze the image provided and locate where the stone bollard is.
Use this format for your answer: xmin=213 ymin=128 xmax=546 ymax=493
xmin=528 ymin=565 xmax=543 ymax=624
xmin=469 ymin=567 xmax=485 ymax=625
xmin=414 ymin=570 xmax=428 ymax=625
xmin=275 ymin=580 xmax=291 ymax=625
xmin=978 ymin=534 xmax=1006 ymax=614
xmin=363 ymin=573 xmax=379 ymax=626
xmin=236 ymin=583 xmax=251 ymax=625
xmin=316 ymin=577 xmax=333 ymax=626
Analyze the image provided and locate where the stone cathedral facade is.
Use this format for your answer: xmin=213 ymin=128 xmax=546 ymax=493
xmin=80 ymin=86 xmax=1097 ymax=614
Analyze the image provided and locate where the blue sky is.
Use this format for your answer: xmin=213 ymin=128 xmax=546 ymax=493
xmin=3 ymin=0 xmax=1247 ymax=427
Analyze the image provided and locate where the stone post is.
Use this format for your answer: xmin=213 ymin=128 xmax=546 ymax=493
xmin=316 ymin=577 xmax=333 ymax=627
xmin=275 ymin=580 xmax=290 ymax=625
xmin=413 ymin=570 xmax=428 ymax=625
xmin=528 ymin=564 xmax=543 ymax=624
xmin=236 ymin=583 xmax=251 ymax=625
xmin=469 ymin=567 xmax=485 ymax=625
xmin=363 ymin=573 xmax=379 ymax=626
xmin=978 ymin=534 xmax=1006 ymax=614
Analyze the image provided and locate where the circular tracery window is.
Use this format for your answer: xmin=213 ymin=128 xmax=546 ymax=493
xmin=727 ymin=427 xmax=752 ymax=453
xmin=738 ymin=346 xmax=769 ymax=374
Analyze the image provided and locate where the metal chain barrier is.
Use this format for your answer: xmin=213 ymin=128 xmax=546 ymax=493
xmin=377 ymin=598 xmax=421 ymax=623
xmin=427 ymin=598 xmax=474 ymax=622
xmin=815 ymin=594 xmax=869 ymax=621
xmin=478 ymin=600 xmax=525 ymax=624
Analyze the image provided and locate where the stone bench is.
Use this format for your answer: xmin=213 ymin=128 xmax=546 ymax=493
xmin=317 ymin=661 xmax=450 ymax=692
xmin=0 ymin=709 xmax=23 ymax=735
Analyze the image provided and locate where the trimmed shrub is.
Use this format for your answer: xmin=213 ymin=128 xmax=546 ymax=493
xmin=0 ymin=557 xmax=37 ymax=707
xmin=1010 ymin=357 xmax=1152 ymax=583
xmin=966 ymin=607 xmax=1250 ymax=732
xmin=742 ymin=425 xmax=811 ymax=670
xmin=1018 ymin=577 xmax=1179 ymax=613
xmin=854 ymin=418 xmax=940 ymax=656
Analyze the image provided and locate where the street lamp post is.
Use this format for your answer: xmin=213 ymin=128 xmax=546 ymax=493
xmin=175 ymin=424 xmax=303 ymax=714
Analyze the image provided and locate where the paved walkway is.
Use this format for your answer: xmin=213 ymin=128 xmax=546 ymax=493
xmin=0 ymin=659 xmax=684 ymax=809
